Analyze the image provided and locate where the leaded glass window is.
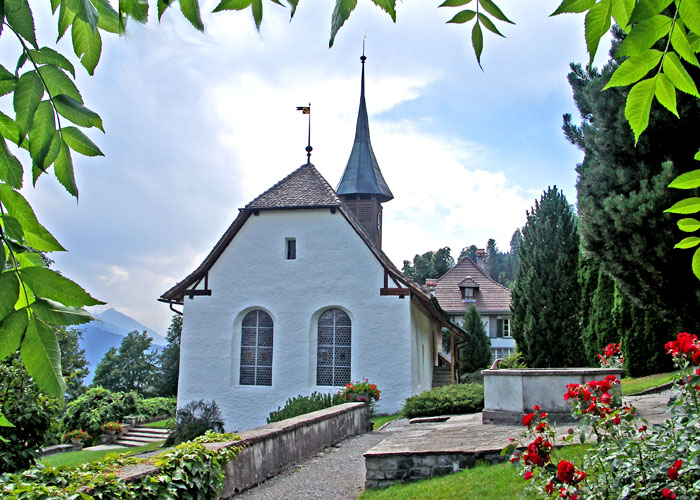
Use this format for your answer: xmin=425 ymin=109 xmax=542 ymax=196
xmin=316 ymin=308 xmax=351 ymax=386
xmin=240 ymin=310 xmax=273 ymax=386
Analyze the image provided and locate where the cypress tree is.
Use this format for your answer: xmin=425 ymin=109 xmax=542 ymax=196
xmin=511 ymin=187 xmax=585 ymax=368
xmin=458 ymin=304 xmax=491 ymax=374
xmin=579 ymin=256 xmax=617 ymax=365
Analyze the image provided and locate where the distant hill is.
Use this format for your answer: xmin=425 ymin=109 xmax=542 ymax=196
xmin=77 ymin=308 xmax=165 ymax=385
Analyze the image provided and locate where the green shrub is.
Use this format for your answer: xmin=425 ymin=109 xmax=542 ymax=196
xmin=401 ymin=383 xmax=484 ymax=419
xmin=0 ymin=358 xmax=61 ymax=473
xmin=267 ymin=391 xmax=345 ymax=423
xmin=136 ymin=397 xmax=177 ymax=418
xmin=498 ymin=350 xmax=527 ymax=369
xmin=62 ymin=387 xmax=140 ymax=442
xmin=459 ymin=370 xmax=484 ymax=385
xmin=164 ymin=400 xmax=224 ymax=446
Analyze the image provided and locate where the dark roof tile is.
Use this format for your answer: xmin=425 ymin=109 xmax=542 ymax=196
xmin=435 ymin=258 xmax=511 ymax=315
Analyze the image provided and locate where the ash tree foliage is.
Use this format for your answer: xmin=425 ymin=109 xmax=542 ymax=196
xmin=93 ymin=330 xmax=159 ymax=394
xmin=510 ymin=187 xmax=585 ymax=368
xmin=457 ymin=304 xmax=491 ymax=374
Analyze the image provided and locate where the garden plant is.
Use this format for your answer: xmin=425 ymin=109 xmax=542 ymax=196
xmin=504 ymin=331 xmax=700 ymax=499
xmin=402 ymin=383 xmax=484 ymax=419
xmin=267 ymin=391 xmax=345 ymax=423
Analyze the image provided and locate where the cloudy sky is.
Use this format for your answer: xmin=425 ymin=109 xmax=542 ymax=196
xmin=10 ymin=1 xmax=613 ymax=333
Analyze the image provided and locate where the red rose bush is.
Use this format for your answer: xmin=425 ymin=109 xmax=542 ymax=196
xmin=504 ymin=332 xmax=700 ymax=499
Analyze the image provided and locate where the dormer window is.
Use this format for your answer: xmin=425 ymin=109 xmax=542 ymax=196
xmin=459 ymin=276 xmax=478 ymax=302
xmin=462 ymin=287 xmax=475 ymax=300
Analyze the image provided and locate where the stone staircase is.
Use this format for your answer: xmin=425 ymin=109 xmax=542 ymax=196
xmin=114 ymin=425 xmax=171 ymax=447
xmin=432 ymin=366 xmax=452 ymax=388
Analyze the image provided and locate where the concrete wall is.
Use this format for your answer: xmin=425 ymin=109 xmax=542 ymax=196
xmin=178 ymin=208 xmax=413 ymax=431
xmin=117 ymin=403 xmax=370 ymax=497
xmin=410 ymin=301 xmax=435 ymax=395
xmin=482 ymin=368 xmax=623 ymax=424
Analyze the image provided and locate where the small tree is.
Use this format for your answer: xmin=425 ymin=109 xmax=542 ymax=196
xmin=57 ymin=327 xmax=90 ymax=400
xmin=93 ymin=331 xmax=158 ymax=394
xmin=458 ymin=305 xmax=491 ymax=374
xmin=157 ymin=315 xmax=182 ymax=397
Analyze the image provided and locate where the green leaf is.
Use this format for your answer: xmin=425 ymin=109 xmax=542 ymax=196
xmin=655 ymin=72 xmax=678 ymax=117
xmin=440 ymin=0 xmax=474 ymax=6
xmin=5 ymin=0 xmax=38 ymax=48
xmin=585 ymin=0 xmax=613 ymax=64
xmin=663 ymin=52 xmax=700 ymax=96
xmin=13 ymin=71 xmax=43 ymax=143
xmin=54 ymin=138 xmax=78 ymax=197
xmin=624 ymin=77 xmax=656 ymax=143
xmin=0 ymin=413 xmax=14 ymax=427
xmin=31 ymin=298 xmax=95 ymax=326
xmin=551 ymin=0 xmax=596 ymax=15
xmin=0 ymin=185 xmax=65 ymax=251
xmin=37 ymin=65 xmax=83 ymax=103
xmin=0 ymin=112 xmax=20 ymax=146
xmin=0 ymin=309 xmax=27 ymax=360
xmin=675 ymin=236 xmax=700 ymax=248
xmin=20 ymin=267 xmax=103 ymax=306
xmin=611 ymin=0 xmax=635 ymax=28
xmin=671 ymin=20 xmax=700 ymax=66
xmin=121 ymin=0 xmax=148 ymax=22
xmin=252 ymin=0 xmax=262 ymax=31
xmin=58 ymin=2 xmax=77 ymax=42
xmin=0 ymin=137 xmax=23 ymax=189
xmin=606 ymin=51 xmax=663 ymax=88
xmin=61 ymin=126 xmax=103 ymax=156
xmin=15 ymin=53 xmax=28 ymax=75
xmin=28 ymin=47 xmax=76 ymax=78
xmin=287 ymin=0 xmax=298 ymax=19
xmin=479 ymin=0 xmax=513 ymax=23
xmin=472 ymin=21 xmax=484 ymax=69
xmin=212 ymin=0 xmax=251 ymax=12
xmin=669 ymin=169 xmax=700 ymax=189
xmin=14 ymin=250 xmax=45 ymax=268
xmin=76 ymin=0 xmax=100 ymax=31
xmin=448 ymin=9 xmax=476 ymax=23
xmin=679 ymin=0 xmax=700 ymax=35
xmin=53 ymin=94 xmax=104 ymax=131
xmin=678 ymin=218 xmax=700 ymax=232
xmin=1 ymin=215 xmax=24 ymax=242
xmin=51 ymin=0 xmax=60 ymax=13
xmin=0 ymin=65 xmax=18 ymax=97
xmin=0 ymin=272 xmax=19 ymax=322
xmin=158 ymin=0 xmax=175 ymax=19
xmin=91 ymin=0 xmax=122 ymax=33
xmin=43 ymin=132 xmax=62 ymax=172
xmin=478 ymin=13 xmax=505 ymax=36
xmin=616 ymin=15 xmax=671 ymax=57
xmin=180 ymin=0 xmax=204 ymax=30
xmin=694 ymin=247 xmax=700 ymax=280
xmin=329 ymin=0 xmax=357 ymax=48
xmin=21 ymin=317 xmax=66 ymax=398
xmin=28 ymin=101 xmax=56 ymax=169
xmin=696 ymin=149 xmax=700 ymax=161
xmin=372 ymin=0 xmax=396 ymax=22
xmin=629 ymin=0 xmax=673 ymax=23
xmin=665 ymin=197 xmax=700 ymax=214
xmin=72 ymin=17 xmax=102 ymax=75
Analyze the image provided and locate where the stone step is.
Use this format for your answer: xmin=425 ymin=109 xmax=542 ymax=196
xmin=130 ymin=427 xmax=171 ymax=436
xmin=114 ymin=439 xmax=156 ymax=447
xmin=124 ymin=432 xmax=168 ymax=440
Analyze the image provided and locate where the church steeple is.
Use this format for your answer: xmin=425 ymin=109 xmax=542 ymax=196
xmin=337 ymin=54 xmax=393 ymax=248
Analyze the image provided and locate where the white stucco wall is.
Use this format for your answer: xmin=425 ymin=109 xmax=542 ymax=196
xmin=177 ymin=208 xmax=416 ymax=432
xmin=410 ymin=302 xmax=435 ymax=395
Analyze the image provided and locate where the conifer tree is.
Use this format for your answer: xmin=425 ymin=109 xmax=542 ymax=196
xmin=511 ymin=187 xmax=584 ymax=368
xmin=458 ymin=305 xmax=491 ymax=374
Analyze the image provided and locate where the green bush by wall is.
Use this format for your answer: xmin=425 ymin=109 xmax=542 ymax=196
xmin=402 ymin=384 xmax=484 ymax=419
xmin=267 ymin=392 xmax=345 ymax=423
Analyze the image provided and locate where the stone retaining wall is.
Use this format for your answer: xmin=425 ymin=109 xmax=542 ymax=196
xmin=117 ymin=402 xmax=370 ymax=497
xmin=365 ymin=449 xmax=504 ymax=489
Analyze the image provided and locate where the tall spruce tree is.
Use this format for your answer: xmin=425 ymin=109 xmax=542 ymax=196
xmin=565 ymin=30 xmax=700 ymax=350
xmin=578 ymin=257 xmax=617 ymax=365
xmin=511 ymin=187 xmax=584 ymax=368
xmin=458 ymin=304 xmax=491 ymax=374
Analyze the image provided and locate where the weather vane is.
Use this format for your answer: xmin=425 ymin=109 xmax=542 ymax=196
xmin=296 ymin=103 xmax=312 ymax=163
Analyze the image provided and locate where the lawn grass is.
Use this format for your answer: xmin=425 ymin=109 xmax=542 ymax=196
xmin=41 ymin=440 xmax=165 ymax=468
xmin=621 ymin=371 xmax=676 ymax=395
xmin=372 ymin=414 xmax=401 ymax=431
xmin=359 ymin=444 xmax=590 ymax=500
xmin=144 ymin=418 xmax=175 ymax=429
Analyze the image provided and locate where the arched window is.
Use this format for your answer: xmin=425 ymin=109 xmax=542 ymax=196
xmin=240 ymin=310 xmax=273 ymax=386
xmin=317 ymin=308 xmax=351 ymax=386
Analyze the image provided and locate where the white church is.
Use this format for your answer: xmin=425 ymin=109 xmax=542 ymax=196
xmin=159 ymin=56 xmax=467 ymax=431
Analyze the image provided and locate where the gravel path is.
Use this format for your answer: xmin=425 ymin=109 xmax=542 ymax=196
xmin=232 ymin=421 xmax=406 ymax=500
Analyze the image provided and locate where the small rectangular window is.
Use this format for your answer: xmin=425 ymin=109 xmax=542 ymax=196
xmin=286 ymin=238 xmax=296 ymax=260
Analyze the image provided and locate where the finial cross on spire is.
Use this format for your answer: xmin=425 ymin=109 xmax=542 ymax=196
xmin=295 ymin=103 xmax=312 ymax=163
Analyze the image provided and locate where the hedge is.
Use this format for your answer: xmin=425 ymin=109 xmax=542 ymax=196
xmin=401 ymin=383 xmax=484 ymax=418
xmin=267 ymin=392 xmax=345 ymax=423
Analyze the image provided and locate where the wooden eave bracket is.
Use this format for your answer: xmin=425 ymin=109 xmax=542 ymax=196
xmin=186 ymin=272 xmax=212 ymax=299
xmin=380 ymin=269 xmax=410 ymax=298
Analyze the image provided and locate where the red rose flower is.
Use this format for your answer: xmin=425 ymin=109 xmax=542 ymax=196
xmin=523 ymin=413 xmax=534 ymax=426
xmin=668 ymin=466 xmax=679 ymax=481
xmin=612 ymin=415 xmax=621 ymax=425
xmin=674 ymin=459 xmax=683 ymax=469
xmin=557 ymin=460 xmax=576 ymax=484
xmin=536 ymin=422 xmax=546 ymax=432
xmin=600 ymin=393 xmax=612 ymax=404
xmin=545 ymin=481 xmax=554 ymax=494
xmin=662 ymin=488 xmax=677 ymax=499
xmin=524 ymin=471 xmax=533 ymax=480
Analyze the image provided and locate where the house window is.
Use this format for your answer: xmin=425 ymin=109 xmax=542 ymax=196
xmin=286 ymin=238 xmax=296 ymax=260
xmin=491 ymin=347 xmax=514 ymax=363
xmin=240 ymin=310 xmax=273 ymax=386
xmin=316 ymin=308 xmax=351 ymax=386
xmin=497 ymin=318 xmax=510 ymax=338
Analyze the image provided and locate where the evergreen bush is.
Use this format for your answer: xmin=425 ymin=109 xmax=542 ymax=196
xmin=267 ymin=392 xmax=345 ymax=423
xmin=137 ymin=397 xmax=177 ymax=418
xmin=401 ymin=384 xmax=484 ymax=418
xmin=62 ymin=387 xmax=140 ymax=441
xmin=164 ymin=400 xmax=225 ymax=446
xmin=457 ymin=305 xmax=491 ymax=374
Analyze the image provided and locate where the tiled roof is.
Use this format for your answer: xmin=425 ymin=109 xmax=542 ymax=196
xmin=434 ymin=257 xmax=511 ymax=315
xmin=459 ymin=276 xmax=479 ymax=288
xmin=246 ymin=163 xmax=342 ymax=209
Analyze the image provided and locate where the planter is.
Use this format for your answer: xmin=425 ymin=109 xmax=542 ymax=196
xmin=481 ymin=368 xmax=623 ymax=424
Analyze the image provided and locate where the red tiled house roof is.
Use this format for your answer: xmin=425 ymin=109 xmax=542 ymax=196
xmin=434 ymin=257 xmax=511 ymax=315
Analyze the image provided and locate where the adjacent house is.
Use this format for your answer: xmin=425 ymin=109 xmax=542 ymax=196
xmin=429 ymin=253 xmax=514 ymax=362
xmin=159 ymin=57 xmax=466 ymax=431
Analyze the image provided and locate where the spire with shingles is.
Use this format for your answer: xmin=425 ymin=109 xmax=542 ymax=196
xmin=336 ymin=55 xmax=393 ymax=202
